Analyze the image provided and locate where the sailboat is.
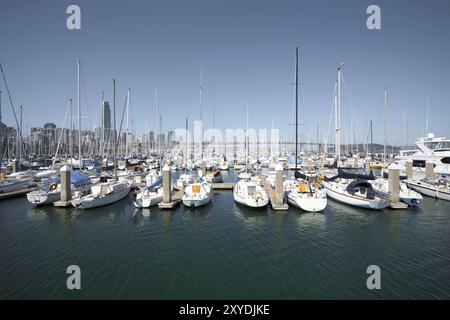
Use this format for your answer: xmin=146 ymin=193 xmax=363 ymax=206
xmin=182 ymin=177 xmax=212 ymax=208
xmin=407 ymin=176 xmax=450 ymax=201
xmin=233 ymin=102 xmax=269 ymax=208
xmin=134 ymin=171 xmax=163 ymax=208
xmin=371 ymin=178 xmax=422 ymax=206
xmin=283 ymin=47 xmax=327 ymax=212
xmin=27 ymin=170 xmax=93 ymax=206
xmin=72 ymin=76 xmax=131 ymax=209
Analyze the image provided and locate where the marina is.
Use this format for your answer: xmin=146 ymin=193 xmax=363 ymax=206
xmin=1 ymin=0 xmax=450 ymax=301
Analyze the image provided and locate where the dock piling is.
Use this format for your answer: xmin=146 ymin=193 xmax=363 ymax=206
xmin=60 ymin=165 xmax=72 ymax=202
xmin=425 ymin=161 xmax=434 ymax=179
xmin=405 ymin=160 xmax=413 ymax=179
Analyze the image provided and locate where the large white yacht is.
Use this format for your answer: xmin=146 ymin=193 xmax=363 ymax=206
xmin=395 ymin=133 xmax=450 ymax=179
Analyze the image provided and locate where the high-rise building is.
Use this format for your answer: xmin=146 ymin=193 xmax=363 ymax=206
xmin=102 ymin=101 xmax=111 ymax=141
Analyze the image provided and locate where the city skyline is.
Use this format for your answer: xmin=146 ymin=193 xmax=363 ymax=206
xmin=1 ymin=0 xmax=450 ymax=146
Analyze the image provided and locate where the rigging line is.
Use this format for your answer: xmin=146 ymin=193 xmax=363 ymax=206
xmin=0 ymin=62 xmax=27 ymax=157
xmin=52 ymin=100 xmax=71 ymax=168
xmin=340 ymin=72 xmax=357 ymax=130
xmin=324 ymin=80 xmax=337 ymax=149
xmin=114 ymin=93 xmax=129 ymax=155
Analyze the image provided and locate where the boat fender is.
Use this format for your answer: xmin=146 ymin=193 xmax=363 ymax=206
xmin=49 ymin=183 xmax=57 ymax=191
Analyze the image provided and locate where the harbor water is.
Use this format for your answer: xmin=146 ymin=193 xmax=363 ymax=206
xmin=1 ymin=169 xmax=449 ymax=299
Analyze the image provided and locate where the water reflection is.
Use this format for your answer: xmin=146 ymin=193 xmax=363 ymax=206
xmin=233 ymin=202 xmax=268 ymax=231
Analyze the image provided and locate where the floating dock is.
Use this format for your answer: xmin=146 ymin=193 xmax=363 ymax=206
xmin=261 ymin=180 xmax=289 ymax=211
xmin=212 ymin=182 xmax=235 ymax=190
xmin=158 ymin=188 xmax=184 ymax=209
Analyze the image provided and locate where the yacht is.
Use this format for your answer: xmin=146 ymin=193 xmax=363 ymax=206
xmin=396 ymin=133 xmax=450 ymax=179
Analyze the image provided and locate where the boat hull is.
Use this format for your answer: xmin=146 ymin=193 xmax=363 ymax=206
xmin=27 ymin=190 xmax=61 ymax=206
xmin=134 ymin=191 xmax=163 ymax=208
xmin=408 ymin=181 xmax=450 ymax=201
xmin=322 ymin=182 xmax=389 ymax=209
xmin=287 ymin=192 xmax=327 ymax=212
xmin=72 ymin=184 xmax=131 ymax=209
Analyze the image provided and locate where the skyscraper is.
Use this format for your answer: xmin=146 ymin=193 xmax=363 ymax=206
xmin=102 ymin=101 xmax=111 ymax=142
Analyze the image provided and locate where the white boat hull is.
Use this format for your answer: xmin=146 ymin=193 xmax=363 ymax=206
xmin=322 ymin=182 xmax=389 ymax=209
xmin=0 ymin=178 xmax=33 ymax=194
xmin=134 ymin=190 xmax=163 ymax=208
xmin=72 ymin=183 xmax=131 ymax=209
xmin=287 ymin=191 xmax=327 ymax=212
xmin=407 ymin=181 xmax=450 ymax=201
xmin=27 ymin=190 xmax=61 ymax=206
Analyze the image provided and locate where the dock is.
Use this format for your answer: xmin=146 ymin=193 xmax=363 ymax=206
xmin=158 ymin=187 xmax=184 ymax=209
xmin=261 ymin=179 xmax=289 ymax=211
xmin=212 ymin=182 xmax=235 ymax=190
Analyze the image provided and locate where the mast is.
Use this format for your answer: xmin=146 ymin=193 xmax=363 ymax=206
xmin=335 ymin=64 xmax=342 ymax=162
xmin=69 ymin=98 xmax=73 ymax=157
xmin=126 ymin=88 xmax=130 ymax=158
xmin=185 ymin=117 xmax=188 ymax=174
xmin=383 ymin=86 xmax=388 ymax=164
xmin=113 ymin=78 xmax=116 ymax=176
xmin=245 ymin=101 xmax=249 ymax=174
xmin=294 ymin=47 xmax=300 ymax=178
xmin=19 ymin=105 xmax=22 ymax=170
xmin=370 ymin=120 xmax=373 ymax=156
xmin=199 ymin=68 xmax=204 ymax=159
xmin=77 ymin=59 xmax=82 ymax=169
xmin=155 ymin=87 xmax=162 ymax=170
xmin=101 ymin=92 xmax=104 ymax=157
xmin=425 ymin=97 xmax=430 ymax=139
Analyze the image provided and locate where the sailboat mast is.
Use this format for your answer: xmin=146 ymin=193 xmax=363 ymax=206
xmin=336 ymin=64 xmax=342 ymax=162
xmin=69 ymin=98 xmax=72 ymax=157
xmin=77 ymin=59 xmax=82 ymax=169
xmin=383 ymin=86 xmax=388 ymax=164
xmin=295 ymin=47 xmax=299 ymax=174
xmin=155 ymin=88 xmax=162 ymax=170
xmin=185 ymin=117 xmax=188 ymax=174
xmin=245 ymin=101 xmax=249 ymax=174
xmin=199 ymin=68 xmax=204 ymax=159
xmin=19 ymin=105 xmax=22 ymax=170
xmin=113 ymin=78 xmax=116 ymax=175
xmin=101 ymin=92 xmax=104 ymax=157
xmin=126 ymin=88 xmax=130 ymax=158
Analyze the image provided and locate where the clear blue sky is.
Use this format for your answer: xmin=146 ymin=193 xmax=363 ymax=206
xmin=1 ymin=0 xmax=449 ymax=146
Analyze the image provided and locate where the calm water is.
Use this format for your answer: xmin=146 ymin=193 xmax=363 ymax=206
xmin=1 ymin=170 xmax=450 ymax=299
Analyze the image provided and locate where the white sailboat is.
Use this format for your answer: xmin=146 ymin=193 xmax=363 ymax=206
xmin=134 ymin=171 xmax=163 ymax=208
xmin=322 ymin=178 xmax=390 ymax=209
xmin=72 ymin=179 xmax=132 ymax=209
xmin=284 ymin=47 xmax=327 ymax=212
xmin=27 ymin=170 xmax=93 ymax=206
xmin=72 ymin=77 xmax=132 ymax=209
xmin=0 ymin=176 xmax=34 ymax=194
xmin=407 ymin=177 xmax=450 ymax=201
xmin=234 ymin=179 xmax=269 ymax=208
xmin=371 ymin=178 xmax=423 ymax=206
xmin=182 ymin=179 xmax=212 ymax=208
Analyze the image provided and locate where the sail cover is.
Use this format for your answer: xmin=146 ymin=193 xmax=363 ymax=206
xmin=346 ymin=180 xmax=375 ymax=200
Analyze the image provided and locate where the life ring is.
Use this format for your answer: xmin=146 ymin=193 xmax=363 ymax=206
xmin=49 ymin=183 xmax=57 ymax=191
